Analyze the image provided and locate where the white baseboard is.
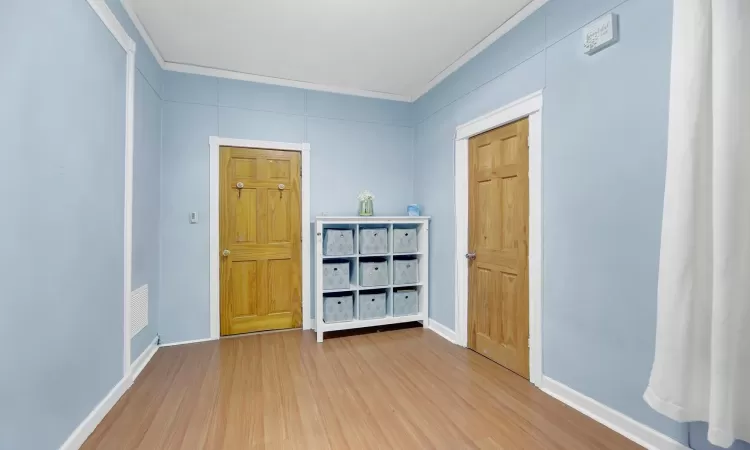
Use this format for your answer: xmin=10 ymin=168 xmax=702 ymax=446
xmin=131 ymin=336 xmax=159 ymax=380
xmin=159 ymin=337 xmax=216 ymax=347
xmin=540 ymin=377 xmax=688 ymax=450
xmin=59 ymin=375 xmax=132 ymax=450
xmin=60 ymin=337 xmax=161 ymax=449
xmin=428 ymin=319 xmax=457 ymax=343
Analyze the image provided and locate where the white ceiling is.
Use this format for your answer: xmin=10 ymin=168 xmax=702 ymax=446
xmin=129 ymin=0 xmax=536 ymax=101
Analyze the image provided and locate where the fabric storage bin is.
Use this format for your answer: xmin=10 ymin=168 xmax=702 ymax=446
xmin=324 ymin=229 xmax=354 ymax=256
xmin=393 ymin=258 xmax=418 ymax=285
xmin=358 ymin=292 xmax=386 ymax=320
xmin=359 ymin=228 xmax=388 ymax=255
xmin=393 ymin=289 xmax=418 ymax=316
xmin=323 ymin=261 xmax=350 ymax=290
xmin=393 ymin=228 xmax=418 ymax=253
xmin=359 ymin=260 xmax=388 ymax=287
xmin=323 ymin=294 xmax=354 ymax=323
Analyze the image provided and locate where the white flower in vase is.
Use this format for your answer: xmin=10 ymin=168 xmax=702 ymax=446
xmin=358 ymin=190 xmax=375 ymax=202
xmin=358 ymin=190 xmax=375 ymax=216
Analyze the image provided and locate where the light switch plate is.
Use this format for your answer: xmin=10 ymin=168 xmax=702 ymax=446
xmin=189 ymin=212 xmax=198 ymax=224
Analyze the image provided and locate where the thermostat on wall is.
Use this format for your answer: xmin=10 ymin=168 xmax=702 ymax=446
xmin=583 ymin=13 xmax=619 ymax=55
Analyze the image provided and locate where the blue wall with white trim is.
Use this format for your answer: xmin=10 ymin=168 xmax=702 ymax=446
xmin=0 ymin=1 xmax=127 ymax=448
xmin=158 ymin=71 xmax=415 ymax=344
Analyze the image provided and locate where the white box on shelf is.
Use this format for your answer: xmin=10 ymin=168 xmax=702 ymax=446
xmin=324 ymin=228 xmax=354 ymax=256
xmin=393 ymin=258 xmax=418 ymax=285
xmin=359 ymin=228 xmax=388 ymax=254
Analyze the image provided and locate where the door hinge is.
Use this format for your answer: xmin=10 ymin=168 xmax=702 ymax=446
xmin=528 ymin=335 xmax=531 ymax=348
xmin=300 ymin=167 xmax=302 ymax=177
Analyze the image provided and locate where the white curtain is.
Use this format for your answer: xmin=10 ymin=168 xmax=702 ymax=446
xmin=644 ymin=0 xmax=750 ymax=447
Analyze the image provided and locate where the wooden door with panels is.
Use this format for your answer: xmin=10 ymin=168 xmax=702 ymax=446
xmin=219 ymin=146 xmax=302 ymax=336
xmin=467 ymin=117 xmax=530 ymax=379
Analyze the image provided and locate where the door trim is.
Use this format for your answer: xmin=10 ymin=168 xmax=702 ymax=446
xmin=454 ymin=90 xmax=543 ymax=385
xmin=209 ymin=137 xmax=312 ymax=339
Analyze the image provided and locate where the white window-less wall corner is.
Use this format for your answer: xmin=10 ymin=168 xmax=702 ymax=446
xmin=208 ymin=137 xmax=312 ymax=338
xmin=453 ymin=90 xmax=544 ymax=386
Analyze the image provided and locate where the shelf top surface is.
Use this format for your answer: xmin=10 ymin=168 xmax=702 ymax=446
xmin=316 ymin=216 xmax=430 ymax=222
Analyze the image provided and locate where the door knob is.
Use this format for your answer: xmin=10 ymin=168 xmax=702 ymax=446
xmin=465 ymin=252 xmax=477 ymax=260
xmin=222 ymin=249 xmax=231 ymax=257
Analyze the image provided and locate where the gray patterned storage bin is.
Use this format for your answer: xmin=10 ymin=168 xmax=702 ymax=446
xmin=393 ymin=289 xmax=418 ymax=316
xmin=324 ymin=229 xmax=354 ymax=256
xmin=359 ymin=228 xmax=388 ymax=255
xmin=393 ymin=259 xmax=418 ymax=285
xmin=358 ymin=292 xmax=386 ymax=320
xmin=323 ymin=294 xmax=354 ymax=323
xmin=393 ymin=228 xmax=418 ymax=253
xmin=359 ymin=260 xmax=388 ymax=287
xmin=323 ymin=261 xmax=350 ymax=290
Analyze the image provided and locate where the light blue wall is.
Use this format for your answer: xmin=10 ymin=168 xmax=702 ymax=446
xmin=0 ymin=1 xmax=127 ymax=448
xmin=159 ymin=72 xmax=414 ymax=344
xmin=414 ymin=0 xmax=695 ymax=445
xmin=130 ymin=71 xmax=162 ymax=360
xmin=105 ymin=0 xmax=164 ymax=361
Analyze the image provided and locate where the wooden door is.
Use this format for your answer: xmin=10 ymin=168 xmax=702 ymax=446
xmin=468 ymin=117 xmax=530 ymax=379
xmin=219 ymin=146 xmax=302 ymax=335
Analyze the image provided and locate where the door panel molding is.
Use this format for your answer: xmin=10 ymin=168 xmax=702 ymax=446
xmin=454 ymin=90 xmax=543 ymax=386
xmin=209 ymin=137 xmax=311 ymax=338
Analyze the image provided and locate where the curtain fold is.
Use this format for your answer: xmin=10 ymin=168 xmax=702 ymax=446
xmin=644 ymin=0 xmax=750 ymax=447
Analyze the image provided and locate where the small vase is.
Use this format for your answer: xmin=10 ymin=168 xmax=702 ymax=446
xmin=359 ymin=198 xmax=374 ymax=216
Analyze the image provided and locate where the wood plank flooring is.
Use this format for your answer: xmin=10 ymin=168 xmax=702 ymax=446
xmin=83 ymin=327 xmax=641 ymax=449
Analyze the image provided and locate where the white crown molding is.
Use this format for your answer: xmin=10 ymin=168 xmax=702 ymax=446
xmin=120 ymin=0 xmax=546 ymax=103
xmin=121 ymin=0 xmax=166 ymax=66
xmin=163 ymin=62 xmax=412 ymax=102
xmin=410 ymin=0 xmax=548 ymax=100
xmin=88 ymin=0 xmax=135 ymax=52
xmin=120 ymin=0 xmax=410 ymax=101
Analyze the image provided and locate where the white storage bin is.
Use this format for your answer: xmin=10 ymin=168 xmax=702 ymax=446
xmin=323 ymin=261 xmax=350 ymax=290
xmin=359 ymin=260 xmax=388 ymax=287
xmin=359 ymin=228 xmax=388 ymax=255
xmin=393 ymin=259 xmax=418 ymax=285
xmin=358 ymin=292 xmax=386 ymax=320
xmin=323 ymin=294 xmax=354 ymax=323
xmin=393 ymin=289 xmax=418 ymax=316
xmin=324 ymin=229 xmax=354 ymax=256
xmin=393 ymin=228 xmax=418 ymax=253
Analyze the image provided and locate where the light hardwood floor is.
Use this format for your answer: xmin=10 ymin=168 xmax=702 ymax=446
xmin=83 ymin=327 xmax=641 ymax=449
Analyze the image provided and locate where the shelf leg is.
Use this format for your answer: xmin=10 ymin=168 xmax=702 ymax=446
xmin=316 ymin=330 xmax=324 ymax=343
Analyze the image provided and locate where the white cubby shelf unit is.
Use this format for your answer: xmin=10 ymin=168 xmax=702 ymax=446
xmin=314 ymin=216 xmax=430 ymax=342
